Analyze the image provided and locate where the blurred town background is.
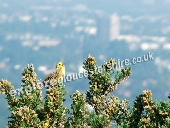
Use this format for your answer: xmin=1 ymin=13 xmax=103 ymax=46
xmin=1 ymin=0 xmax=170 ymax=126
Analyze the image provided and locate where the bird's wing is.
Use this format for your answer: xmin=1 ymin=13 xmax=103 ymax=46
xmin=43 ymin=69 xmax=60 ymax=83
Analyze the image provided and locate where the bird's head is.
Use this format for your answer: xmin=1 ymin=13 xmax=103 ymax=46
xmin=56 ymin=62 xmax=65 ymax=69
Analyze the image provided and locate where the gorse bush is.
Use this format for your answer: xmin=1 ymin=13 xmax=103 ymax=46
xmin=0 ymin=55 xmax=170 ymax=128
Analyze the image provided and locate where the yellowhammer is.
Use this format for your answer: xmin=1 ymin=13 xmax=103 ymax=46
xmin=42 ymin=62 xmax=65 ymax=86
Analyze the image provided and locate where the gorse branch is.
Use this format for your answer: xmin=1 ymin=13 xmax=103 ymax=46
xmin=0 ymin=55 xmax=170 ymax=128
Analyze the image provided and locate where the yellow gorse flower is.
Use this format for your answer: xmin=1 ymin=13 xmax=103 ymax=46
xmin=44 ymin=120 xmax=49 ymax=127
xmin=87 ymin=54 xmax=96 ymax=65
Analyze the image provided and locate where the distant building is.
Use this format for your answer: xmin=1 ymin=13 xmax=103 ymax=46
xmin=110 ymin=14 xmax=120 ymax=41
xmin=97 ymin=13 xmax=120 ymax=41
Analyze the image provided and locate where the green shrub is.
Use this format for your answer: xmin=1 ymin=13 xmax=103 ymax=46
xmin=0 ymin=55 xmax=170 ymax=128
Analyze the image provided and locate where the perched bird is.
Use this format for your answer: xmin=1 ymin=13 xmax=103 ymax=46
xmin=42 ymin=62 xmax=65 ymax=86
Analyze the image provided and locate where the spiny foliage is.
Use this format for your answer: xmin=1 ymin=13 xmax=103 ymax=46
xmin=0 ymin=55 xmax=170 ymax=128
